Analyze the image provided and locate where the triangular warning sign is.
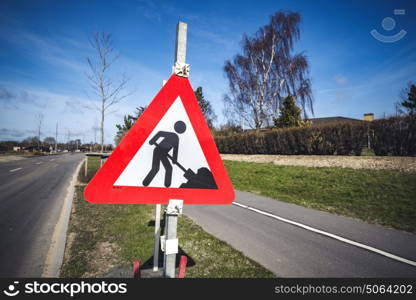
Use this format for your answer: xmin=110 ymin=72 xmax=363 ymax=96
xmin=84 ymin=74 xmax=235 ymax=205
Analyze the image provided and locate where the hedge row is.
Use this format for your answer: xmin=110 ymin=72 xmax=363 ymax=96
xmin=215 ymin=115 xmax=416 ymax=156
xmin=371 ymin=116 xmax=416 ymax=156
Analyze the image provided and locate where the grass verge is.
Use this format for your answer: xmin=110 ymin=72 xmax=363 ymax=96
xmin=224 ymin=160 xmax=416 ymax=232
xmin=61 ymin=157 xmax=275 ymax=278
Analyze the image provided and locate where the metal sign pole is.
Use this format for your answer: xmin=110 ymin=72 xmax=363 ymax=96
xmin=162 ymin=21 xmax=189 ymax=278
xmin=172 ymin=22 xmax=190 ymax=77
xmin=163 ymin=200 xmax=183 ymax=278
xmin=152 ymin=78 xmax=168 ymax=272
xmin=84 ymin=156 xmax=88 ymax=178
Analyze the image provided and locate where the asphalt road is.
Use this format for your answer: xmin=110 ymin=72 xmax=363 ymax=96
xmin=184 ymin=190 xmax=416 ymax=277
xmin=0 ymin=153 xmax=84 ymax=277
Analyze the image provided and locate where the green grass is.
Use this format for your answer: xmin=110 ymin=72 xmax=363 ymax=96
xmin=61 ymin=157 xmax=275 ymax=278
xmin=224 ymin=160 xmax=416 ymax=232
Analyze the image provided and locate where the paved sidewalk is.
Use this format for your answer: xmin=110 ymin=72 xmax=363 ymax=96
xmin=184 ymin=190 xmax=416 ymax=277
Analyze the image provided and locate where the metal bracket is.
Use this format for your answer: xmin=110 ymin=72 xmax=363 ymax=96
xmin=173 ymin=62 xmax=190 ymax=77
xmin=160 ymin=235 xmax=179 ymax=255
xmin=165 ymin=238 xmax=179 ymax=255
xmin=166 ymin=199 xmax=183 ymax=215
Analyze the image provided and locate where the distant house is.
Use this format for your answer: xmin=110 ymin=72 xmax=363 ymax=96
xmin=363 ymin=113 xmax=374 ymax=122
xmin=307 ymin=114 xmax=374 ymax=125
xmin=307 ymin=116 xmax=363 ymax=125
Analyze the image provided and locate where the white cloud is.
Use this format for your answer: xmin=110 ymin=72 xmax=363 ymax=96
xmin=0 ymin=86 xmax=48 ymax=109
xmin=335 ymin=74 xmax=348 ymax=85
xmin=2 ymin=30 xmax=85 ymax=70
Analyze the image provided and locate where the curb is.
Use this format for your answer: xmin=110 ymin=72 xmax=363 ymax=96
xmin=41 ymin=157 xmax=85 ymax=277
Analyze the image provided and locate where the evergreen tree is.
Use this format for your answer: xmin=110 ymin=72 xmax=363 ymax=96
xmin=114 ymin=106 xmax=146 ymax=145
xmin=194 ymin=87 xmax=217 ymax=128
xmin=274 ymin=95 xmax=304 ymax=128
xmin=400 ymin=83 xmax=416 ymax=115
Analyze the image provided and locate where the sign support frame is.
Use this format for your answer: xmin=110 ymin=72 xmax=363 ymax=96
xmin=83 ymin=20 xmax=235 ymax=278
xmin=152 ymin=204 xmax=161 ymax=271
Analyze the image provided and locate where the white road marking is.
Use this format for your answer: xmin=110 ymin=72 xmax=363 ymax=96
xmin=51 ymin=159 xmax=55 ymax=161
xmin=36 ymin=162 xmax=42 ymax=165
xmin=232 ymin=201 xmax=416 ymax=268
xmin=9 ymin=168 xmax=22 ymax=172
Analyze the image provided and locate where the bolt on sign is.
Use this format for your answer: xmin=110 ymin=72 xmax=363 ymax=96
xmin=84 ymin=74 xmax=235 ymax=205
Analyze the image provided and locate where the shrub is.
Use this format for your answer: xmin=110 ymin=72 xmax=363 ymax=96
xmin=214 ymin=116 xmax=416 ymax=156
xmin=371 ymin=115 xmax=416 ymax=156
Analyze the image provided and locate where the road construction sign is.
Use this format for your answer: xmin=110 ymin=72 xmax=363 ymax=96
xmin=84 ymin=74 xmax=235 ymax=204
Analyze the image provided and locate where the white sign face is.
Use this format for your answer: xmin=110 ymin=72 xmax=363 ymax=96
xmin=114 ymin=96 xmax=211 ymax=188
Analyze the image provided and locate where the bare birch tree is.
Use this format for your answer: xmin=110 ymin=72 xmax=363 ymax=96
xmin=86 ymin=32 xmax=130 ymax=153
xmin=223 ymin=11 xmax=313 ymax=131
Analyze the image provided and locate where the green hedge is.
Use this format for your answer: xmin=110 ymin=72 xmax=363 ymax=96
xmin=371 ymin=115 xmax=416 ymax=156
xmin=215 ymin=116 xmax=416 ymax=156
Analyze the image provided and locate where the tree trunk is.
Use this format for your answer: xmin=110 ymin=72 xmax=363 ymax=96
xmin=100 ymin=109 xmax=104 ymax=153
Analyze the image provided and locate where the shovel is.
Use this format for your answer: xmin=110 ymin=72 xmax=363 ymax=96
xmin=154 ymin=143 xmax=217 ymax=189
xmin=154 ymin=143 xmax=196 ymax=181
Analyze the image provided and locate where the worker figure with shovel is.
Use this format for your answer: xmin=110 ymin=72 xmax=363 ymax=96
xmin=142 ymin=121 xmax=186 ymax=187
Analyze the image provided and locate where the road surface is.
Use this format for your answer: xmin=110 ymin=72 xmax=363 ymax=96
xmin=0 ymin=153 xmax=84 ymax=277
xmin=185 ymin=190 xmax=416 ymax=277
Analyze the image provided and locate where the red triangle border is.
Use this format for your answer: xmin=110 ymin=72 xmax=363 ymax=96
xmin=84 ymin=74 xmax=235 ymax=205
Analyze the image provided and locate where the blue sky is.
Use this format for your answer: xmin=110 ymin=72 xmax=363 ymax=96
xmin=0 ymin=0 xmax=415 ymax=143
